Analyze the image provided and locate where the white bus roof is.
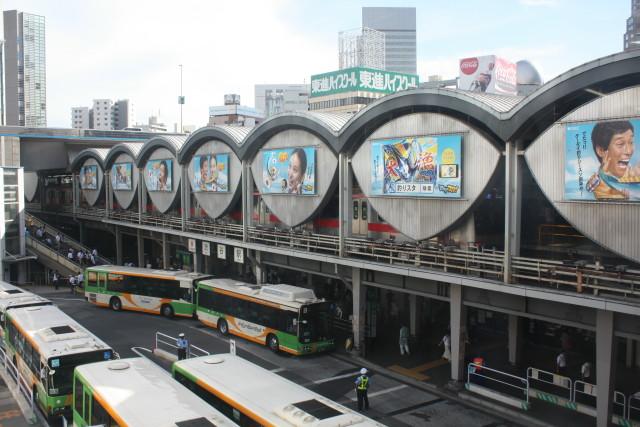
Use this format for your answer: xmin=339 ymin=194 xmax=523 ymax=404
xmin=0 ymin=282 xmax=50 ymax=313
xmin=76 ymin=358 xmax=238 ymax=427
xmin=7 ymin=305 xmax=111 ymax=359
xmin=174 ymin=354 xmax=385 ymax=427
xmin=87 ymin=265 xmax=211 ymax=281
xmin=197 ymin=279 xmax=323 ymax=310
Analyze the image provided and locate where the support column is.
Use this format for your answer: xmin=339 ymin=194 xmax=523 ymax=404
xmin=162 ymin=233 xmax=170 ymax=269
xmin=241 ymin=160 xmax=253 ymax=243
xmin=409 ymin=294 xmax=420 ymax=337
xmin=338 ymin=154 xmax=352 ymax=257
xmin=450 ymin=284 xmax=466 ymax=381
xmin=138 ymin=169 xmax=146 ymax=223
xmin=115 ymin=226 xmax=123 ymax=265
xmin=72 ymin=174 xmax=78 ymax=218
xmin=105 ymin=172 xmax=112 ymax=216
xmin=626 ymin=338 xmax=634 ymax=369
xmin=636 ymin=340 xmax=640 ymax=369
xmin=78 ymin=222 xmax=86 ymax=245
xmin=596 ymin=309 xmax=615 ymax=427
xmin=508 ymin=314 xmax=522 ymax=366
xmin=137 ymin=229 xmax=144 ymax=268
xmin=181 ymin=168 xmax=189 ymax=231
xmin=503 ymin=141 xmax=523 ymax=283
xmin=254 ymin=250 xmax=263 ymax=284
xmin=193 ymin=242 xmax=202 ymax=273
xmin=352 ymin=268 xmax=365 ymax=355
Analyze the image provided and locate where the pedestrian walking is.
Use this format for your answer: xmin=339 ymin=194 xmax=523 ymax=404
xmin=68 ymin=248 xmax=74 ymax=260
xmin=177 ymin=333 xmax=189 ymax=360
xmin=77 ymin=272 xmax=84 ymax=290
xmin=76 ymin=250 xmax=84 ymax=266
xmin=52 ymin=270 xmax=59 ymax=290
xmin=55 ymin=233 xmax=61 ymax=250
xmin=399 ymin=324 xmax=410 ymax=356
xmin=90 ymin=254 xmax=96 ymax=265
xmin=440 ymin=333 xmax=451 ymax=360
xmin=69 ymin=275 xmax=76 ymax=295
xmin=556 ymin=351 xmax=568 ymax=376
xmin=355 ymin=368 xmax=370 ymax=411
xmin=92 ymin=248 xmax=98 ymax=259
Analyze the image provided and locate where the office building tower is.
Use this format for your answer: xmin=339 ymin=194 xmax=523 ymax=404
xmin=92 ymin=99 xmax=113 ymax=130
xmin=338 ymin=27 xmax=385 ymax=70
xmin=3 ymin=10 xmax=46 ymax=127
xmin=112 ymin=99 xmax=134 ymax=130
xmin=624 ymin=0 xmax=640 ymax=51
xmin=254 ymin=84 xmax=309 ymax=118
xmin=72 ymin=99 xmax=134 ymax=130
xmin=71 ymin=107 xmax=90 ymax=129
xmin=362 ymin=7 xmax=416 ymax=74
xmin=208 ymin=94 xmax=264 ymax=127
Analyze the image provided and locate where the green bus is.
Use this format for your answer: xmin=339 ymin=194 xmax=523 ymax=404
xmin=4 ymin=304 xmax=114 ymax=420
xmin=84 ymin=265 xmax=211 ymax=318
xmin=195 ymin=279 xmax=334 ymax=355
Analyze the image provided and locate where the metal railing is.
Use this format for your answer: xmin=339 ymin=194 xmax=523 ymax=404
xmin=629 ymin=393 xmax=640 ymax=421
xmin=26 ymin=237 xmax=82 ymax=274
xmin=26 ymin=205 xmax=640 ymax=301
xmin=527 ymin=367 xmax=572 ymax=402
xmin=154 ymin=331 xmax=210 ymax=359
xmin=466 ymin=362 xmax=529 ymax=404
xmin=0 ymin=344 xmax=33 ymax=409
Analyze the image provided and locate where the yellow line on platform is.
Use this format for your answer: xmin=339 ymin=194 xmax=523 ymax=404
xmin=412 ymin=358 xmax=449 ymax=372
xmin=388 ymin=365 xmax=430 ymax=381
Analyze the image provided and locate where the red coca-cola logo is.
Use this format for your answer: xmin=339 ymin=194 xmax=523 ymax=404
xmin=460 ymin=57 xmax=479 ymax=75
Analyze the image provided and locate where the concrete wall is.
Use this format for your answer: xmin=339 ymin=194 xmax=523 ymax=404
xmin=80 ymin=158 xmax=103 ymax=206
xmin=351 ymin=112 xmax=501 ymax=241
xmin=111 ymin=153 xmax=138 ymax=210
xmin=187 ymin=140 xmax=241 ymax=219
xmin=250 ymin=129 xmax=337 ymax=227
xmin=525 ymin=85 xmax=640 ymax=262
xmin=144 ymin=147 xmax=181 ymax=214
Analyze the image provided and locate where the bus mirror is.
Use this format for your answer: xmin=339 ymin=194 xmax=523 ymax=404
xmin=49 ymin=370 xmax=55 ymax=376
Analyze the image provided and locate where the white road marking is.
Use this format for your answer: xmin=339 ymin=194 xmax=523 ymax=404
xmin=270 ymin=367 xmax=286 ymax=373
xmin=313 ymin=371 xmax=361 ymax=384
xmin=349 ymin=384 xmax=408 ymax=401
xmin=131 ymin=346 xmax=152 ymax=358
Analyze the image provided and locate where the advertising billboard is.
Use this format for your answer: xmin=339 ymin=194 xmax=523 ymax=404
xmin=79 ymin=165 xmax=98 ymax=190
xmin=261 ymin=147 xmax=316 ymax=195
xmin=459 ymin=55 xmax=517 ymax=96
xmin=111 ymin=162 xmax=132 ymax=191
xmin=565 ymin=119 xmax=640 ymax=201
xmin=144 ymin=159 xmax=172 ymax=192
xmin=310 ymin=67 xmax=419 ymax=98
xmin=191 ymin=153 xmax=229 ymax=192
xmin=370 ymin=135 xmax=462 ymax=198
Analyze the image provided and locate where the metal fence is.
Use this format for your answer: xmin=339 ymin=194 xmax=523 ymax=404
xmin=154 ymin=331 xmax=210 ymax=359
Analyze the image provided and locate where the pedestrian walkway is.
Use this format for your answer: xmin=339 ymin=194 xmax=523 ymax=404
xmin=0 ymin=377 xmax=36 ymax=426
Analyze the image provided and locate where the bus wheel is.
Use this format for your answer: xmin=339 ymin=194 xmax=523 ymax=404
xmin=109 ymin=297 xmax=122 ymax=312
xmin=217 ymin=319 xmax=229 ymax=335
xmin=161 ymin=304 xmax=174 ymax=319
xmin=267 ymin=334 xmax=279 ymax=353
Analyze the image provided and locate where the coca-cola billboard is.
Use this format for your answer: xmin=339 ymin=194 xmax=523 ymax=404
xmin=458 ymin=55 xmax=517 ymax=96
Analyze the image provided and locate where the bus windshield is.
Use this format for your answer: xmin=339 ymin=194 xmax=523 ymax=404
xmin=48 ymin=350 xmax=113 ymax=396
xmin=298 ymin=302 xmax=333 ymax=343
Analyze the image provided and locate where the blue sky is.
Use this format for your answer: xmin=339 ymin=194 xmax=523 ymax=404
xmin=3 ymin=0 xmax=631 ymax=128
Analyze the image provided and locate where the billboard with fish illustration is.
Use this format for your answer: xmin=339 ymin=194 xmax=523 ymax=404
xmin=370 ymin=135 xmax=462 ymax=198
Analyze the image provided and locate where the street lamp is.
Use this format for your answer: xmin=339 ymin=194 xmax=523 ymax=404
xmin=178 ymin=64 xmax=185 ymax=133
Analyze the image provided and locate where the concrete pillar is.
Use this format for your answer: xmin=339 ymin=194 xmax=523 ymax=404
xmin=72 ymin=174 xmax=78 ymax=218
xmin=162 ymin=233 xmax=170 ymax=269
xmin=78 ymin=222 xmax=86 ymax=245
xmin=254 ymin=251 xmax=263 ymax=284
xmin=115 ymin=226 xmax=123 ymax=265
xmin=352 ymin=268 xmax=365 ymax=355
xmin=409 ymin=294 xmax=420 ymax=337
xmin=626 ymin=338 xmax=634 ymax=369
xmin=193 ymin=242 xmax=202 ymax=273
xmin=450 ymin=283 xmax=466 ymax=381
xmin=503 ymin=141 xmax=523 ymax=283
xmin=136 ymin=229 xmax=144 ymax=268
xmin=338 ymin=154 xmax=352 ymax=257
xmin=241 ymin=161 xmax=253 ymax=243
xmin=138 ymin=169 xmax=146 ymax=223
xmin=181 ymin=168 xmax=189 ymax=231
xmin=596 ymin=309 xmax=615 ymax=427
xmin=508 ymin=314 xmax=522 ymax=366
xmin=636 ymin=340 xmax=640 ymax=368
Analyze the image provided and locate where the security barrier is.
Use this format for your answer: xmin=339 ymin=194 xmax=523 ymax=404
xmin=465 ymin=362 xmax=530 ymax=410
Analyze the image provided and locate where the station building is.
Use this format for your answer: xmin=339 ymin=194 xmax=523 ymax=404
xmin=23 ymin=51 xmax=640 ymax=426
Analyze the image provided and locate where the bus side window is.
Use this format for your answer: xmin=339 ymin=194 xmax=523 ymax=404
xmin=74 ymin=379 xmax=83 ymax=419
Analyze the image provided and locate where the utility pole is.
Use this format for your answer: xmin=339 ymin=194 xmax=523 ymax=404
xmin=178 ymin=64 xmax=184 ymax=133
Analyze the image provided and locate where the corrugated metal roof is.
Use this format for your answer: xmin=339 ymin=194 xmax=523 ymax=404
xmin=91 ymin=148 xmax=111 ymax=160
xmin=306 ymin=112 xmax=354 ymax=132
xmin=440 ymin=89 xmax=525 ymax=113
xmin=118 ymin=142 xmax=145 ymax=157
xmin=161 ymin=135 xmax=187 ymax=152
xmin=211 ymin=125 xmax=252 ymax=145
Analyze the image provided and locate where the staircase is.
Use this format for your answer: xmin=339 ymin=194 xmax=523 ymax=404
xmin=25 ymin=213 xmax=112 ymax=277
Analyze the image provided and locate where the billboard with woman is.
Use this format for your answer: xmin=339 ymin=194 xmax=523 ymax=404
xmin=111 ymin=162 xmax=132 ymax=190
xmin=79 ymin=165 xmax=98 ymax=190
xmin=145 ymin=159 xmax=172 ymax=192
xmin=261 ymin=147 xmax=316 ymax=195
xmin=191 ymin=153 xmax=229 ymax=192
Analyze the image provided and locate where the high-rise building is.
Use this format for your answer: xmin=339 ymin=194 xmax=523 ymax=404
xmin=71 ymin=107 xmax=90 ymax=129
xmin=71 ymin=99 xmax=134 ymax=130
xmin=338 ymin=27 xmax=385 ymax=70
xmin=254 ymin=84 xmax=309 ymax=118
xmin=624 ymin=0 xmax=640 ymax=51
xmin=3 ymin=10 xmax=46 ymax=127
xmin=362 ymin=7 xmax=416 ymax=74
xmin=208 ymin=94 xmax=264 ymax=127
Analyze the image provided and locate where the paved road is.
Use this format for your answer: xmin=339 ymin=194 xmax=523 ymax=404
xmin=39 ymin=289 xmax=512 ymax=427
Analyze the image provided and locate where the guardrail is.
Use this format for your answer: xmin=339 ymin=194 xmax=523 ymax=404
xmin=26 ymin=206 xmax=640 ymax=301
xmin=466 ymin=362 xmax=529 ymax=410
xmin=154 ymin=331 xmax=210 ymax=359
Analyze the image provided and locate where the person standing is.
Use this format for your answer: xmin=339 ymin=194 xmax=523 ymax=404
xmin=440 ymin=333 xmax=451 ymax=361
xmin=52 ymin=270 xmax=59 ymax=290
xmin=55 ymin=233 xmax=61 ymax=250
xmin=177 ymin=333 xmax=189 ymax=360
xmin=68 ymin=248 xmax=74 ymax=261
xmin=399 ymin=324 xmax=410 ymax=356
xmin=69 ymin=275 xmax=76 ymax=295
xmin=581 ymin=361 xmax=592 ymax=382
xmin=355 ymin=368 xmax=370 ymax=411
xmin=556 ymin=351 xmax=568 ymax=376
